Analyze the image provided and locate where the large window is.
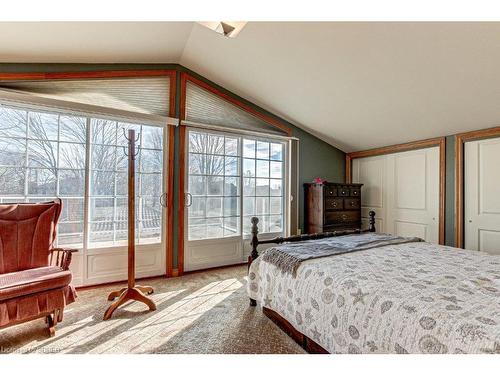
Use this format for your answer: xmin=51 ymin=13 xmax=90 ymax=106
xmin=187 ymin=129 xmax=285 ymax=241
xmin=0 ymin=103 xmax=164 ymax=249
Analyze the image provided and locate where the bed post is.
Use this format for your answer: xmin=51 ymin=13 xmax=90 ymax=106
xmin=368 ymin=210 xmax=376 ymax=232
xmin=249 ymin=216 xmax=259 ymax=307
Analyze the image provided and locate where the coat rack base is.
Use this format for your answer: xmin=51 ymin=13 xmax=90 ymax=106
xmin=103 ymin=286 xmax=156 ymax=320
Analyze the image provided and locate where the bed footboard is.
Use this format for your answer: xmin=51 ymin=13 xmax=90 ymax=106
xmin=248 ymin=211 xmax=375 ymax=306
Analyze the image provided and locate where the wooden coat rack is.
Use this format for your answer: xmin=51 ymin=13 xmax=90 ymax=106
xmin=103 ymin=129 xmax=157 ymax=320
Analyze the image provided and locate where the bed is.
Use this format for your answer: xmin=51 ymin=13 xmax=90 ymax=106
xmin=247 ymin=212 xmax=500 ymax=354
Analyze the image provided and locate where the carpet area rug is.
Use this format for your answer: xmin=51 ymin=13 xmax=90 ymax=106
xmin=0 ymin=265 xmax=304 ymax=354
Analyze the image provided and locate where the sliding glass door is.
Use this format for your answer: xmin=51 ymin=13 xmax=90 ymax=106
xmin=185 ymin=128 xmax=286 ymax=271
xmin=0 ymin=103 xmax=168 ymax=286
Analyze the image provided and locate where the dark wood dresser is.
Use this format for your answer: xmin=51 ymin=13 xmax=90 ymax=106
xmin=304 ymin=182 xmax=363 ymax=234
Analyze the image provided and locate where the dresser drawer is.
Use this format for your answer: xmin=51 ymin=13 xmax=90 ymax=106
xmin=324 ymin=186 xmax=337 ymax=197
xmin=325 ymin=211 xmax=360 ymax=224
xmin=325 ymin=197 xmax=343 ymax=210
xmin=338 ymin=187 xmax=350 ymax=197
xmin=350 ymin=187 xmax=361 ymax=197
xmin=344 ymin=198 xmax=360 ymax=209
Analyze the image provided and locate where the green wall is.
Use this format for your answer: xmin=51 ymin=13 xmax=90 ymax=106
xmin=445 ymin=136 xmax=456 ymax=247
xmin=0 ymin=63 xmax=346 ymax=268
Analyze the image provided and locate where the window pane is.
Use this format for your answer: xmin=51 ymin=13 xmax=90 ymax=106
xmin=28 ymin=112 xmax=58 ymax=141
xmin=89 ymin=222 xmax=114 ymax=245
xmin=115 ymin=198 xmax=127 ymax=221
xmin=141 ymin=125 xmax=163 ymax=149
xmin=28 ymin=168 xmax=56 ymax=196
xmin=92 ymin=145 xmax=116 ymax=170
xmin=243 ymin=178 xmax=255 ymax=196
xmin=225 ymin=137 xmax=239 ymax=156
xmin=140 ymin=149 xmax=162 ymax=173
xmin=140 ymin=173 xmax=161 ymax=197
xmin=0 ymin=138 xmax=26 ymax=166
xmin=190 ymin=197 xmax=206 ymax=218
xmin=256 ymin=160 xmax=269 ymax=178
xmin=243 ymin=197 xmax=255 ymax=216
xmin=224 ymin=217 xmax=240 ymax=237
xmin=256 ymin=141 xmax=269 ymax=159
xmin=242 ymin=158 xmax=255 ymax=177
xmin=206 ymin=197 xmax=222 ymax=217
xmin=27 ymin=140 xmax=58 ymax=168
xmin=270 ymin=197 xmax=282 ymax=214
xmin=207 ymin=176 xmax=223 ymax=195
xmin=59 ymin=142 xmax=85 ymax=169
xmin=270 ymin=179 xmax=282 ymax=196
xmin=205 ymin=155 xmax=224 ymax=175
xmin=90 ymin=198 xmax=114 ymax=222
xmin=243 ymin=139 xmax=255 ymax=158
xmin=60 ymin=116 xmax=86 ymax=143
xmin=206 ymin=218 xmax=223 ymax=238
xmin=270 ymin=161 xmax=282 ymax=179
xmin=189 ymin=218 xmax=206 ymax=240
xmin=270 ymin=143 xmax=283 ymax=161
xmin=60 ymin=198 xmax=84 ymax=222
xmin=269 ymin=215 xmax=283 ymax=232
xmin=207 ymin=134 xmax=225 ymax=155
xmin=224 ymin=156 xmax=239 ymax=176
xmin=256 ymin=179 xmax=270 ymax=196
xmin=116 ymin=172 xmax=128 ymax=196
xmin=0 ymin=106 xmax=27 ymax=138
xmin=92 ymin=119 xmax=116 ymax=145
xmin=0 ymin=167 xmax=25 ymax=195
xmin=223 ymin=197 xmax=239 ymax=217
xmin=224 ymin=177 xmax=239 ymax=196
xmin=189 ymin=132 xmax=206 ymax=154
xmin=59 ymin=169 xmax=84 ymax=196
xmin=57 ymin=222 xmax=84 ymax=248
xmin=189 ymin=153 xmax=205 ymax=174
xmin=256 ymin=197 xmax=270 ymax=215
xmin=91 ymin=171 xmax=115 ymax=196
xmin=190 ymin=175 xmax=206 ymax=196
xmin=116 ymin=147 xmax=128 ymax=171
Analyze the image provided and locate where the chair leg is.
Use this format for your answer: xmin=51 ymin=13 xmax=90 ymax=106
xmin=46 ymin=311 xmax=57 ymax=337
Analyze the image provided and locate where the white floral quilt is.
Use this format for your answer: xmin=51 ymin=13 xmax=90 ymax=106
xmin=247 ymin=241 xmax=500 ymax=353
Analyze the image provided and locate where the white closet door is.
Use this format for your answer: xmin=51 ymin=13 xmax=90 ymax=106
xmin=352 ymin=156 xmax=386 ymax=232
xmin=385 ymin=148 xmax=440 ymax=243
xmin=465 ymin=137 xmax=500 ymax=254
xmin=352 ymin=147 xmax=439 ymax=243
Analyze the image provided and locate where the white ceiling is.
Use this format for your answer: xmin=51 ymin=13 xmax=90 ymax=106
xmin=1 ymin=22 xmax=500 ymax=152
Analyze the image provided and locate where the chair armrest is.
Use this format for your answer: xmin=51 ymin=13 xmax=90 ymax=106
xmin=50 ymin=248 xmax=78 ymax=271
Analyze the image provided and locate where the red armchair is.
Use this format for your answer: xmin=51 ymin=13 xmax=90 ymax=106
xmin=0 ymin=199 xmax=77 ymax=336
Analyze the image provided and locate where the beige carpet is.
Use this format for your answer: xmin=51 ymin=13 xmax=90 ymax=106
xmin=0 ymin=265 xmax=304 ymax=354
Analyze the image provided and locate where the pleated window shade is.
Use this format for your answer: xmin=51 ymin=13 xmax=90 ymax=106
xmin=0 ymin=76 xmax=173 ymax=125
xmin=185 ymin=81 xmax=287 ymax=136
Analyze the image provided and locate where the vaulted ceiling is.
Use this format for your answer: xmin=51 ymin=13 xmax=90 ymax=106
xmin=1 ymin=22 xmax=500 ymax=152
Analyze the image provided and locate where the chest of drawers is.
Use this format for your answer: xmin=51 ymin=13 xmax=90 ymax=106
xmin=304 ymin=182 xmax=363 ymax=234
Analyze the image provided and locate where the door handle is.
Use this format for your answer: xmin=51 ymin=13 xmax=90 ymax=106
xmin=159 ymin=192 xmax=167 ymax=207
xmin=185 ymin=192 xmax=193 ymax=207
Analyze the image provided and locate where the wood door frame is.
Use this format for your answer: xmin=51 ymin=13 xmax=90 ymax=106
xmin=0 ymin=69 xmax=177 ymax=277
xmin=346 ymin=137 xmax=446 ymax=245
xmin=454 ymin=126 xmax=500 ymax=249
xmin=177 ymin=72 xmax=292 ymax=275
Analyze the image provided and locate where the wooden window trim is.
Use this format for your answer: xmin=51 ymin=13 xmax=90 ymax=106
xmin=0 ymin=69 xmax=177 ymax=277
xmin=454 ymin=126 xmax=500 ymax=249
xmin=345 ymin=137 xmax=446 ymax=245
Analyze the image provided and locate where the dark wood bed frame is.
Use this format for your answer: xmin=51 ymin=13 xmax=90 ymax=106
xmin=248 ymin=211 xmax=376 ymax=354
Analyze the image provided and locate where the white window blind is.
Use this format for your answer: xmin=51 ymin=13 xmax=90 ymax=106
xmin=0 ymin=76 xmax=177 ymax=127
xmin=184 ymin=81 xmax=287 ymax=136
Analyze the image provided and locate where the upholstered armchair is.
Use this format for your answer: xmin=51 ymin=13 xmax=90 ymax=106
xmin=0 ymin=199 xmax=77 ymax=336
